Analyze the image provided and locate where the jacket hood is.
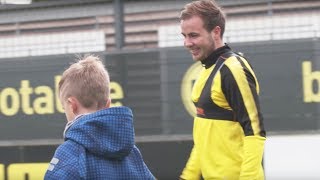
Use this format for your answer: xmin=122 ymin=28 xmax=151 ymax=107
xmin=65 ymin=106 xmax=135 ymax=160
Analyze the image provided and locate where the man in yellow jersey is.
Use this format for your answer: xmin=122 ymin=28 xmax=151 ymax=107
xmin=179 ymin=0 xmax=266 ymax=179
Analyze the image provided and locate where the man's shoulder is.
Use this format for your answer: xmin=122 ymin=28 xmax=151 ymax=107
xmin=223 ymin=53 xmax=250 ymax=70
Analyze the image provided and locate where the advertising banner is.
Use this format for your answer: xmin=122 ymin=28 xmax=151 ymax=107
xmin=0 ymin=39 xmax=319 ymax=141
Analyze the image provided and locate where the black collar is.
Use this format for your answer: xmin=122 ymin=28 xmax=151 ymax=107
xmin=201 ymin=44 xmax=232 ymax=69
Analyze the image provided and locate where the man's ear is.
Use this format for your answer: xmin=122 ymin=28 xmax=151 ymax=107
xmin=106 ymin=98 xmax=111 ymax=108
xmin=67 ymin=97 xmax=78 ymax=115
xmin=211 ymin=26 xmax=221 ymax=40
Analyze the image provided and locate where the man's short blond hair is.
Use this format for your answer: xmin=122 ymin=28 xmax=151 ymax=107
xmin=59 ymin=55 xmax=110 ymax=109
xmin=180 ymin=0 xmax=226 ymax=37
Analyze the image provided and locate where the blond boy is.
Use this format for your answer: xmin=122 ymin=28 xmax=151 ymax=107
xmin=45 ymin=55 xmax=154 ymax=179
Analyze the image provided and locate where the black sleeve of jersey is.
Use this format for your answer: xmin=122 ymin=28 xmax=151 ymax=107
xmin=221 ymin=64 xmax=266 ymax=137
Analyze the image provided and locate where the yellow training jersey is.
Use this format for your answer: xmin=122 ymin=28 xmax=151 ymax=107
xmin=181 ymin=45 xmax=266 ymax=180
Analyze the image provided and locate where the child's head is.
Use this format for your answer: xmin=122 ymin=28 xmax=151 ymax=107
xmin=59 ymin=55 xmax=110 ymax=121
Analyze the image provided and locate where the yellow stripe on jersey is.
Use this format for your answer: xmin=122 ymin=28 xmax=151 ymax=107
xmin=224 ymin=57 xmax=262 ymax=136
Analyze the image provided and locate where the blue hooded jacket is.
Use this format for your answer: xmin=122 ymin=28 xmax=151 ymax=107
xmin=44 ymin=106 xmax=155 ymax=180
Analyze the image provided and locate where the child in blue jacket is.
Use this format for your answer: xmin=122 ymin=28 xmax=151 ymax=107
xmin=45 ymin=55 xmax=154 ymax=180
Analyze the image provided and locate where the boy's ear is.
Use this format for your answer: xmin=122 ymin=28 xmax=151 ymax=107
xmin=106 ymin=98 xmax=111 ymax=108
xmin=67 ymin=97 xmax=78 ymax=114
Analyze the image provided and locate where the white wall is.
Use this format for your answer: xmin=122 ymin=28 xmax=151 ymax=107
xmin=0 ymin=30 xmax=105 ymax=58
xmin=158 ymin=11 xmax=320 ymax=47
xmin=265 ymin=134 xmax=320 ymax=179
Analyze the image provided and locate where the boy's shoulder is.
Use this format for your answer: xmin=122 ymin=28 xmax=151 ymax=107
xmin=45 ymin=140 xmax=84 ymax=179
xmin=55 ymin=140 xmax=83 ymax=160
